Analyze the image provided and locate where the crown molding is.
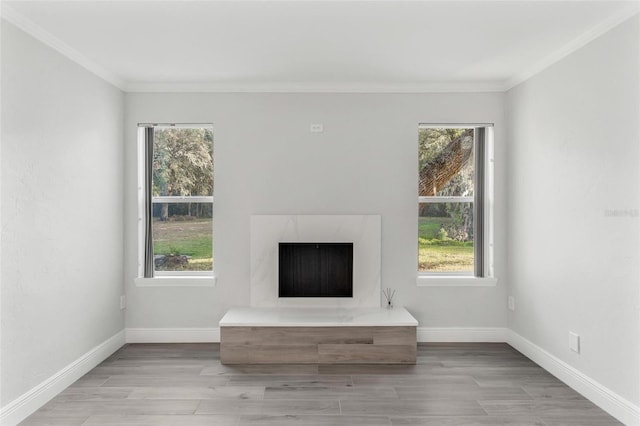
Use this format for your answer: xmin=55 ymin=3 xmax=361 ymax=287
xmin=504 ymin=4 xmax=640 ymax=91
xmin=2 ymin=2 xmax=637 ymax=94
xmin=122 ymin=81 xmax=506 ymax=94
xmin=0 ymin=3 xmax=126 ymax=91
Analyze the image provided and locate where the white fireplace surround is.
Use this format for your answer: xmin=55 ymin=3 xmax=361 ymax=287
xmin=250 ymin=215 xmax=381 ymax=308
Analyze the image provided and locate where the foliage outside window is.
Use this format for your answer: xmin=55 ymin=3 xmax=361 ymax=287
xmin=418 ymin=126 xmax=485 ymax=275
xmin=140 ymin=125 xmax=214 ymax=276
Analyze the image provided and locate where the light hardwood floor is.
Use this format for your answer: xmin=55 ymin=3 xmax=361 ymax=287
xmin=20 ymin=343 xmax=622 ymax=426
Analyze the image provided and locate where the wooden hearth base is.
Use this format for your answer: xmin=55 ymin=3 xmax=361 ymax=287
xmin=219 ymin=307 xmax=418 ymax=364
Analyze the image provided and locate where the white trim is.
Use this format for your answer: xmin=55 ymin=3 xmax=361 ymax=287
xmin=152 ymin=196 xmax=213 ymax=203
xmin=134 ymin=276 xmax=217 ymax=287
xmin=416 ymin=276 xmax=498 ymax=287
xmin=138 ymin=123 xmax=213 ymax=129
xmin=154 ymin=270 xmax=213 ymax=277
xmin=137 ymin=127 xmax=215 ymax=278
xmin=125 ymin=328 xmax=220 ymax=343
xmin=504 ymin=6 xmax=640 ymax=91
xmin=418 ymin=327 xmax=507 ymax=342
xmin=0 ymin=330 xmax=125 ymax=426
xmin=417 ymin=126 xmax=495 ymax=281
xmin=485 ymin=127 xmax=495 ymax=277
xmin=507 ymin=330 xmax=640 ymax=426
xmin=124 ymin=326 xmax=505 ymax=344
xmin=137 ymin=128 xmax=146 ymax=278
xmin=418 ymin=196 xmax=474 ymax=203
xmin=0 ymin=3 xmax=126 ymax=91
xmin=123 ymin=81 xmax=506 ymax=94
xmin=419 ymin=123 xmax=495 ymax=129
xmin=2 ymin=3 xmax=637 ymax=94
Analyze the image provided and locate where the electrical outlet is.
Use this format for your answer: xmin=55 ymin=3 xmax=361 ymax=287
xmin=310 ymin=123 xmax=324 ymax=133
xmin=569 ymin=332 xmax=580 ymax=353
xmin=507 ymin=296 xmax=515 ymax=311
xmin=120 ymin=295 xmax=126 ymax=310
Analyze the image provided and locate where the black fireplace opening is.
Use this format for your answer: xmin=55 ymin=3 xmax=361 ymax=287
xmin=278 ymin=242 xmax=353 ymax=298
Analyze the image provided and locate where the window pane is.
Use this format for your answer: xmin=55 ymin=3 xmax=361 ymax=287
xmin=418 ymin=202 xmax=474 ymax=273
xmin=152 ymin=202 xmax=213 ymax=272
xmin=153 ymin=128 xmax=213 ymax=197
xmin=418 ymin=128 xmax=474 ymax=197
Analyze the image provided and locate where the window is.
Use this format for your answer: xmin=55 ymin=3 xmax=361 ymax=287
xmin=418 ymin=125 xmax=493 ymax=280
xmin=138 ymin=124 xmax=214 ymax=279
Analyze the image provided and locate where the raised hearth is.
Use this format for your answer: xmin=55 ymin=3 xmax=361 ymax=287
xmin=219 ymin=307 xmax=418 ymax=364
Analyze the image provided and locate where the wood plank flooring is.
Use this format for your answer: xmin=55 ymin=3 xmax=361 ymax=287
xmin=19 ymin=343 xmax=622 ymax=426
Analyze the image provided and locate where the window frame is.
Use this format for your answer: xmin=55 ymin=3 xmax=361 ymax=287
xmin=417 ymin=124 xmax=496 ymax=286
xmin=135 ymin=123 xmax=216 ymax=286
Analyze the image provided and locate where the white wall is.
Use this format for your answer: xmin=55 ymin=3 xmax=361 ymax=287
xmin=506 ymin=15 xmax=639 ymax=407
xmin=1 ymin=21 xmax=125 ymax=406
xmin=124 ymin=92 xmax=507 ymax=332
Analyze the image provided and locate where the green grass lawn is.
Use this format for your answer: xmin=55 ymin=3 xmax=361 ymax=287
xmin=419 ymin=217 xmax=473 ymax=272
xmin=153 ymin=218 xmax=213 ymax=271
xmin=152 ymin=216 xmax=471 ymax=273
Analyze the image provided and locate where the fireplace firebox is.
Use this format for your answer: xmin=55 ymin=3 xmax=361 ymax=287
xmin=278 ymin=242 xmax=353 ymax=298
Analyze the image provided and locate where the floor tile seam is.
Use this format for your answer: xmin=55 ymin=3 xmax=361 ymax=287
xmin=193 ymin=399 xmax=205 ymax=415
xmin=389 ymin=384 xmax=401 ymax=399
xmin=520 ymin=385 xmax=540 ymax=400
xmin=475 ymin=398 xmax=492 ymax=416
xmin=73 ymin=413 xmax=92 ymax=426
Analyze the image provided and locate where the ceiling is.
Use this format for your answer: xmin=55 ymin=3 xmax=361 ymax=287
xmin=2 ymin=1 xmax=639 ymax=92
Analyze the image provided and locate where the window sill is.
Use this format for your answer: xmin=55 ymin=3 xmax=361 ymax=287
xmin=416 ymin=275 xmax=498 ymax=287
xmin=134 ymin=276 xmax=217 ymax=287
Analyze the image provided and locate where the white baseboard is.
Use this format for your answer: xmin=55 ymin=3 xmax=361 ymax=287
xmin=0 ymin=330 xmax=125 ymax=426
xmin=507 ymin=330 xmax=640 ymax=426
xmin=17 ymin=327 xmax=634 ymax=425
xmin=124 ymin=327 xmax=505 ymax=344
xmin=125 ymin=327 xmax=220 ymax=343
xmin=417 ymin=326 xmax=508 ymax=342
